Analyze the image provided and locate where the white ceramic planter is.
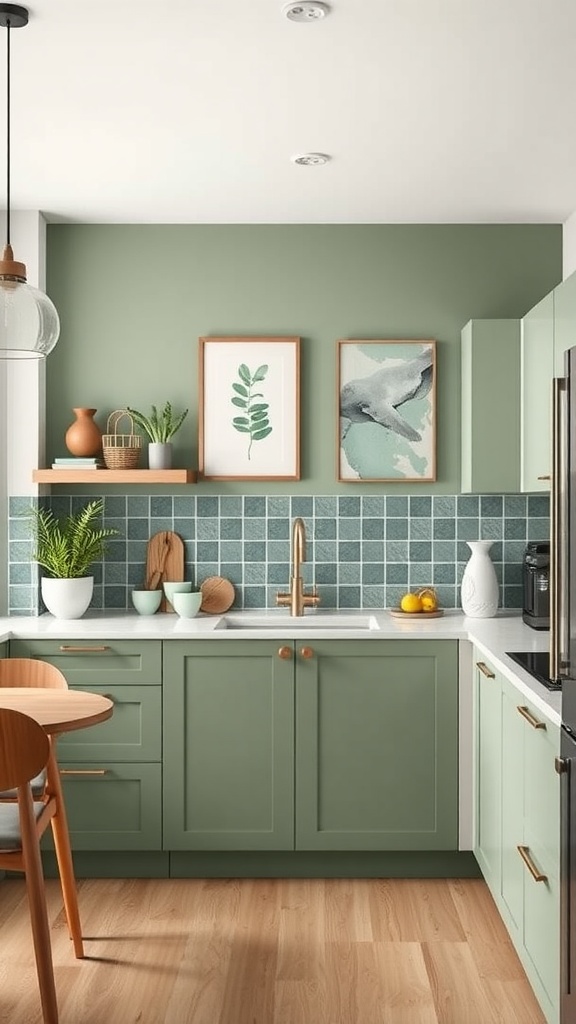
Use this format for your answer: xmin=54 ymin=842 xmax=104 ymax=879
xmin=148 ymin=442 xmax=172 ymax=470
xmin=460 ymin=540 xmax=499 ymax=618
xmin=41 ymin=576 xmax=94 ymax=619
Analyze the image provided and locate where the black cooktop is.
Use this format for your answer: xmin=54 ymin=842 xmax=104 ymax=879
xmin=506 ymin=651 xmax=562 ymax=692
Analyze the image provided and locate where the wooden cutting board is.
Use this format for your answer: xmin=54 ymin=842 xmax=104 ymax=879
xmin=145 ymin=531 xmax=185 ymax=612
xmin=200 ymin=576 xmax=235 ymax=614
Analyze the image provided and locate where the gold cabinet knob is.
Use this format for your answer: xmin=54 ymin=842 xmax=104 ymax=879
xmin=300 ymin=646 xmax=314 ymax=659
xmin=278 ymin=646 xmax=292 ymax=660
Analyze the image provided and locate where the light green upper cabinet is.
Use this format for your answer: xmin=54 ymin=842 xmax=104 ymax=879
xmin=520 ymin=270 xmax=576 ymax=493
xmin=520 ymin=292 xmax=554 ymax=492
xmin=553 ymin=271 xmax=576 ymax=374
xmin=461 ymin=319 xmax=521 ymax=493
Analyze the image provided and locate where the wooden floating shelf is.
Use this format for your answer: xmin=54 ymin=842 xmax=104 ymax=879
xmin=33 ymin=469 xmax=197 ymax=484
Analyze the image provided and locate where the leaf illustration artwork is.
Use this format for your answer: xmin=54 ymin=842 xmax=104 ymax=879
xmin=231 ymin=363 xmax=273 ymax=459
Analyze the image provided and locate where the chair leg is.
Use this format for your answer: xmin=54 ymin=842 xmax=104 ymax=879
xmin=46 ymin=743 xmax=84 ymax=959
xmin=20 ymin=789 xmax=59 ymax=1024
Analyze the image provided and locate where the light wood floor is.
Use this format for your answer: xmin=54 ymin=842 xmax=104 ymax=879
xmin=0 ymin=876 xmax=546 ymax=1024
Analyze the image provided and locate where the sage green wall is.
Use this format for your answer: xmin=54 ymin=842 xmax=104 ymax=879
xmin=46 ymin=224 xmax=561 ymax=494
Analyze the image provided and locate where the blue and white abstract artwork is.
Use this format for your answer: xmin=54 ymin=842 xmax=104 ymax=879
xmin=338 ymin=340 xmax=436 ymax=482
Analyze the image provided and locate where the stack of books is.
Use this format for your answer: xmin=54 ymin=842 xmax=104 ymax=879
xmin=51 ymin=457 xmax=104 ymax=470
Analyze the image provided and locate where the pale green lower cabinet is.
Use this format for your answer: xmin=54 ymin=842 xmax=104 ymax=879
xmin=163 ymin=639 xmax=458 ymax=852
xmin=10 ymin=639 xmax=163 ymax=852
xmin=473 ymin=648 xmax=560 ymax=1024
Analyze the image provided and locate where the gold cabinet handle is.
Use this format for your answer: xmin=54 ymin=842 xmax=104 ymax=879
xmin=517 ymin=845 xmax=548 ymax=883
xmin=537 ymin=475 xmax=551 ymax=481
xmin=300 ymin=647 xmax=314 ymax=659
xmin=278 ymin=646 xmax=292 ymax=660
xmin=59 ymin=769 xmax=108 ymax=776
xmin=555 ymin=756 xmax=568 ymax=775
xmin=58 ymin=645 xmax=111 ymax=652
xmin=517 ymin=705 xmax=547 ymax=730
xmin=476 ymin=661 xmax=495 ymax=678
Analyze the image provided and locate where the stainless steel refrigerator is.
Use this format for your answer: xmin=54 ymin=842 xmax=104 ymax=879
xmin=552 ymin=347 xmax=576 ymax=1023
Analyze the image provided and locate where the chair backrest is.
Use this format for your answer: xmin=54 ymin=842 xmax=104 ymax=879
xmin=0 ymin=708 xmax=50 ymax=792
xmin=0 ymin=659 xmax=68 ymax=690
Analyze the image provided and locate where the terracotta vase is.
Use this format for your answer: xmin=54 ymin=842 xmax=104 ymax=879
xmin=65 ymin=408 xmax=102 ymax=457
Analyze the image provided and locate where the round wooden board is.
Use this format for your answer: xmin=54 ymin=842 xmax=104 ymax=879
xmin=388 ymin=607 xmax=444 ymax=619
xmin=200 ymin=576 xmax=235 ymax=614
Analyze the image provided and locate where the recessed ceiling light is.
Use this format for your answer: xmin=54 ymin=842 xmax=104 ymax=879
xmin=282 ymin=2 xmax=331 ymax=23
xmin=291 ymin=153 xmax=331 ymax=166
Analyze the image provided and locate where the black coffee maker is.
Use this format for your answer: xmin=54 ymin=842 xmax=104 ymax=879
xmin=522 ymin=541 xmax=550 ymax=630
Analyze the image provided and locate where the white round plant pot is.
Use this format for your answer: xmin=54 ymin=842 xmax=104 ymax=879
xmin=148 ymin=442 xmax=172 ymax=470
xmin=41 ymin=576 xmax=94 ymax=619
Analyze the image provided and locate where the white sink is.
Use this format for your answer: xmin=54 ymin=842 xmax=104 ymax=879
xmin=219 ymin=613 xmax=380 ymax=631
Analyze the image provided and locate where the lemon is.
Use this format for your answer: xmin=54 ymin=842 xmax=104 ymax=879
xmin=400 ymin=592 xmax=422 ymax=613
xmin=418 ymin=587 xmax=438 ymax=612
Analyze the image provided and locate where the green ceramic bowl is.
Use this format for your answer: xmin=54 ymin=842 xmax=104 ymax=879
xmin=172 ymin=591 xmax=202 ymax=618
xmin=131 ymin=589 xmax=162 ymax=615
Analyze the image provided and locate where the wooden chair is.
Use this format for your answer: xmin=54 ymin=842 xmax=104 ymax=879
xmin=0 ymin=659 xmax=84 ymax=962
xmin=0 ymin=660 xmax=68 ymax=800
xmin=0 ymin=707 xmax=60 ymax=1023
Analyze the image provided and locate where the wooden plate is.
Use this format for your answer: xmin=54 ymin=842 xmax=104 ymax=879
xmin=200 ymin=576 xmax=235 ymax=614
xmin=388 ymin=607 xmax=444 ymax=619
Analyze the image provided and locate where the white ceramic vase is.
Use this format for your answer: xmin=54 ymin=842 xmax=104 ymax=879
xmin=460 ymin=540 xmax=499 ymax=618
xmin=148 ymin=442 xmax=172 ymax=470
xmin=41 ymin=576 xmax=94 ymax=619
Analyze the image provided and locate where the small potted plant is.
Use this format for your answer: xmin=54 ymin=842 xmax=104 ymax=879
xmin=28 ymin=499 xmax=119 ymax=619
xmin=127 ymin=401 xmax=188 ymax=470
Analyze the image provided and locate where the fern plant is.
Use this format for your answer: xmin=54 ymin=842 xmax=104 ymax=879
xmin=29 ymin=500 xmax=119 ymax=578
xmin=127 ymin=402 xmax=188 ymax=443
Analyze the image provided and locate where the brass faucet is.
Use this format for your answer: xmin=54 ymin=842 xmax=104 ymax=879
xmin=276 ymin=517 xmax=320 ymax=617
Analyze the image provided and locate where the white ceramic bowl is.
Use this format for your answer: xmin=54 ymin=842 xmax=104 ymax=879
xmin=163 ymin=581 xmax=192 ymax=609
xmin=172 ymin=590 xmax=202 ymax=618
xmin=131 ymin=589 xmax=162 ymax=615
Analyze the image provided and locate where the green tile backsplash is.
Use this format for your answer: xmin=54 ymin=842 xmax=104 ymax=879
xmin=8 ymin=493 xmax=550 ymax=616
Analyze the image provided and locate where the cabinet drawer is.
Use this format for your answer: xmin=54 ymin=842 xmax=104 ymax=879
xmin=523 ymin=855 xmax=560 ymax=1010
xmin=49 ymin=762 xmax=162 ymax=851
xmin=10 ymin=639 xmax=162 ymax=685
xmin=56 ymin=685 xmax=161 ymax=762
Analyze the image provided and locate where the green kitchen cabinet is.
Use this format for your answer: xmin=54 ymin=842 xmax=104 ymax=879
xmin=520 ymin=291 xmax=554 ymax=492
xmin=461 ymin=318 xmax=521 ymax=493
xmin=163 ymin=640 xmax=294 ymax=850
xmin=520 ymin=269 xmax=576 ymax=493
xmin=553 ymin=269 xmax=576 ymax=374
xmin=163 ymin=639 xmax=458 ymax=853
xmin=55 ymin=762 xmax=162 ymax=851
xmin=296 ymin=639 xmax=458 ymax=850
xmin=0 ymin=642 xmax=6 ymax=658
xmin=501 ymin=678 xmax=560 ymax=1024
xmin=9 ymin=637 xmax=162 ymax=685
xmin=472 ymin=650 xmax=502 ymax=896
xmin=11 ymin=638 xmax=163 ymax=852
xmin=472 ymin=650 xmax=560 ymax=1024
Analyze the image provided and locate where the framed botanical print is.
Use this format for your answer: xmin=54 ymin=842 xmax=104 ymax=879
xmin=338 ymin=339 xmax=436 ymax=482
xmin=199 ymin=336 xmax=301 ymax=480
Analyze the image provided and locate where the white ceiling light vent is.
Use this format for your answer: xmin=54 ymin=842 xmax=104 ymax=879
xmin=291 ymin=152 xmax=331 ymax=166
xmin=282 ymin=2 xmax=331 ymax=23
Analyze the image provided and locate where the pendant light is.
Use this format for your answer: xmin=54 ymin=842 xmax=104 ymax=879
xmin=0 ymin=3 xmax=59 ymax=359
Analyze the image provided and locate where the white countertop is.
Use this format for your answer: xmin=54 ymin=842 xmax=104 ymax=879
xmin=0 ymin=607 xmax=561 ymax=726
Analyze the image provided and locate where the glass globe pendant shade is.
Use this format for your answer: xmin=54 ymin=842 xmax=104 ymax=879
xmin=0 ymin=244 xmax=60 ymax=358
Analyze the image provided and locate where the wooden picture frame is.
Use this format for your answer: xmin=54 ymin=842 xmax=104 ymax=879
xmin=338 ymin=339 xmax=437 ymax=482
xmin=199 ymin=336 xmax=301 ymax=481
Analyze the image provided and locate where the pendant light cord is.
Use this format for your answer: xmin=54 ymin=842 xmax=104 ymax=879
xmin=5 ymin=14 xmax=10 ymax=246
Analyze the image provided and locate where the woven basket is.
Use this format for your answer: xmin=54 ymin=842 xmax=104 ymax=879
xmin=102 ymin=410 xmax=142 ymax=470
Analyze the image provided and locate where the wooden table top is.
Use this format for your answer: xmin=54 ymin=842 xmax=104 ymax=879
xmin=0 ymin=688 xmax=113 ymax=734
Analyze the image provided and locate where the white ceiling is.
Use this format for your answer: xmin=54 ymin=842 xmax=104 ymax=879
xmin=2 ymin=0 xmax=576 ymax=224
